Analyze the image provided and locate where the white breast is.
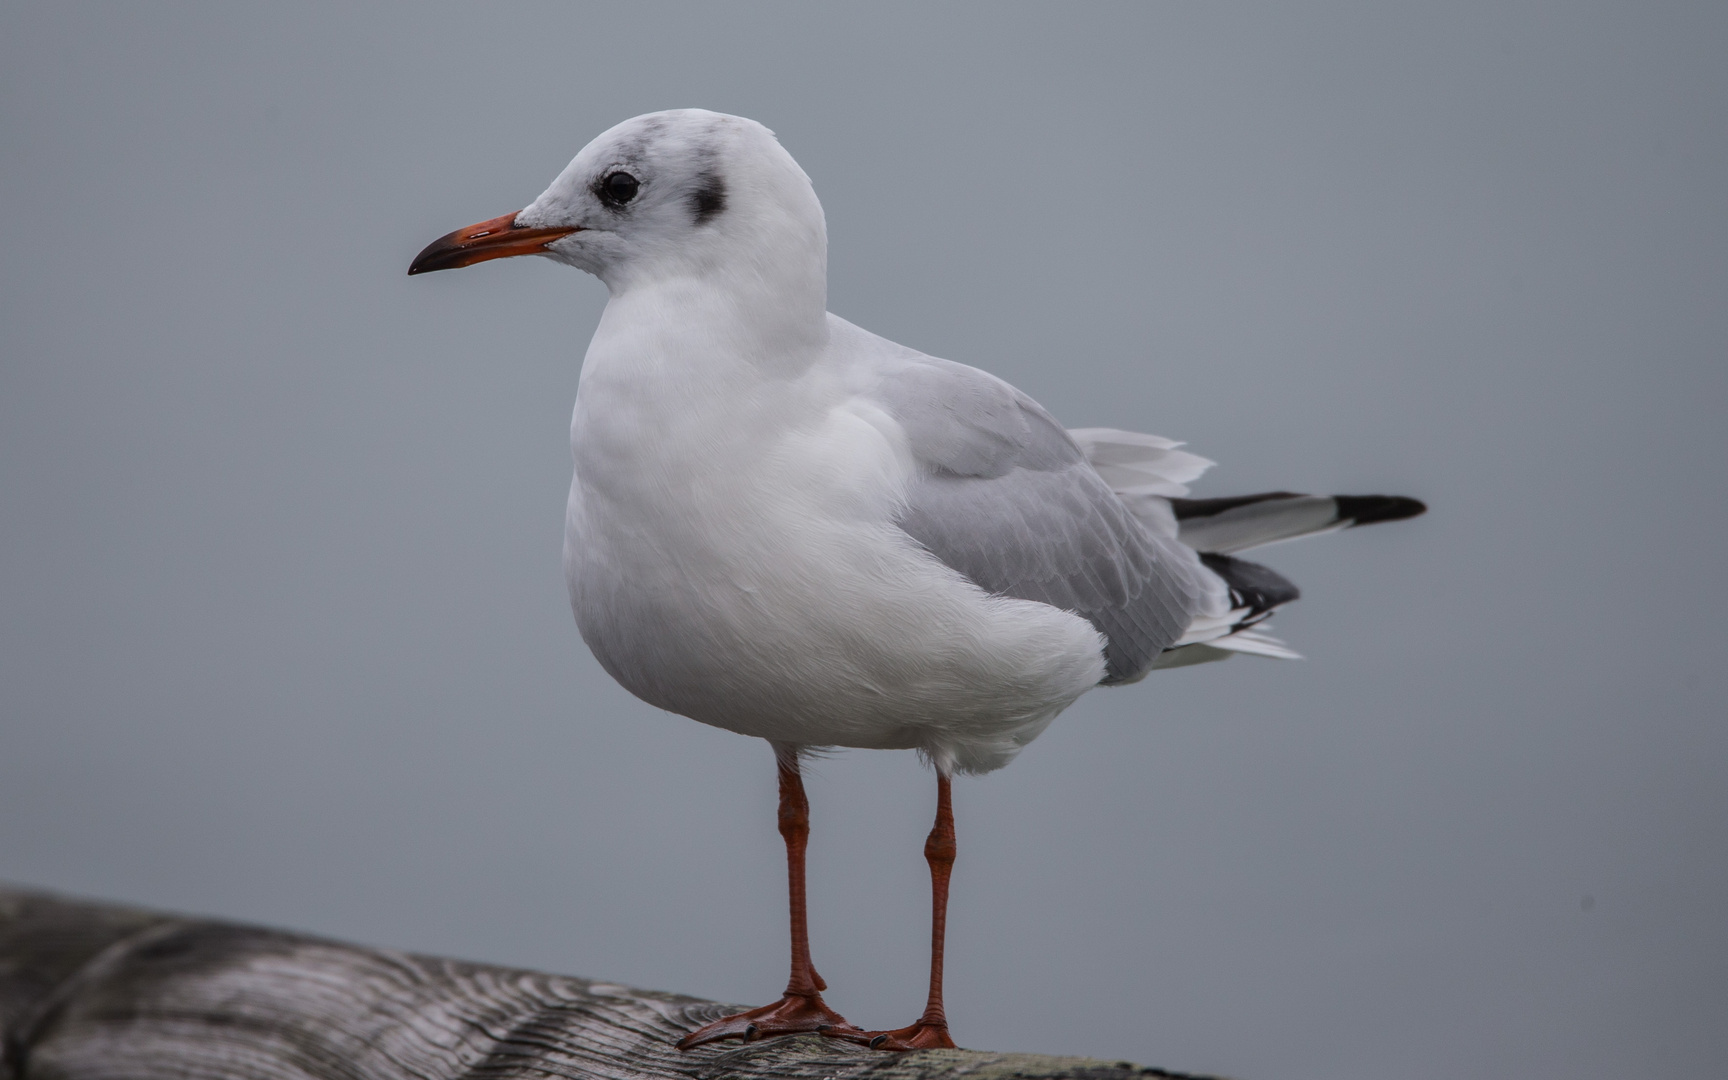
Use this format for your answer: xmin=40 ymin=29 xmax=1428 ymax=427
xmin=562 ymin=297 xmax=1104 ymax=773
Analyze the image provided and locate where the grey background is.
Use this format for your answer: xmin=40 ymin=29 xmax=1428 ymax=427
xmin=2 ymin=3 xmax=1724 ymax=1078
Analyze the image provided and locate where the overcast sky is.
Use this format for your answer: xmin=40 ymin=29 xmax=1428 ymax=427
xmin=2 ymin=4 xmax=1724 ymax=1079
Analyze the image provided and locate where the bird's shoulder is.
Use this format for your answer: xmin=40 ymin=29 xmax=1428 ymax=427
xmin=825 ymin=314 xmax=1080 ymax=479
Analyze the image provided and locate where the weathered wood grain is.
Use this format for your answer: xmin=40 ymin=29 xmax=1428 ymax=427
xmin=0 ymin=887 xmax=1221 ymax=1080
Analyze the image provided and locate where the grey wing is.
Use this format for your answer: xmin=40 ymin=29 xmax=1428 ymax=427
xmin=873 ymin=353 xmax=1215 ymax=684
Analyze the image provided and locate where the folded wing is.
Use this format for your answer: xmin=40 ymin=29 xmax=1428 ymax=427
xmin=873 ymin=358 xmax=1219 ymax=685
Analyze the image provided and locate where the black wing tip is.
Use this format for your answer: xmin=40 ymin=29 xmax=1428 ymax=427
xmin=1334 ymin=495 xmax=1427 ymax=526
xmin=1198 ymin=552 xmax=1301 ymax=612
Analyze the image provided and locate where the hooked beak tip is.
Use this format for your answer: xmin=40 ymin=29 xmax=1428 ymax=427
xmin=408 ymin=212 xmax=579 ymax=276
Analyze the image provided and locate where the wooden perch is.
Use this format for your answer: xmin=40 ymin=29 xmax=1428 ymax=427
xmin=0 ymin=886 xmax=1220 ymax=1080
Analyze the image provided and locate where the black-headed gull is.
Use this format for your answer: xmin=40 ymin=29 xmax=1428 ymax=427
xmin=410 ymin=109 xmax=1424 ymax=1051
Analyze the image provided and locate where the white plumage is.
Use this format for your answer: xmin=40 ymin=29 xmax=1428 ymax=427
xmin=409 ymin=107 xmax=1424 ymax=1050
xmin=409 ymin=108 xmax=1420 ymax=773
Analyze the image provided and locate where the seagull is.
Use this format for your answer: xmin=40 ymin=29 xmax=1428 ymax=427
xmin=409 ymin=109 xmax=1424 ymax=1051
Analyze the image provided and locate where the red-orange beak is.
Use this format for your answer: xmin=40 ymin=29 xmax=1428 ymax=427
xmin=407 ymin=212 xmax=579 ymax=275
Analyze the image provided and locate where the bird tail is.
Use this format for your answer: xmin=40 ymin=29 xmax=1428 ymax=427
xmin=1068 ymin=427 xmax=1425 ymax=670
xmin=1169 ymin=492 xmax=1427 ymax=554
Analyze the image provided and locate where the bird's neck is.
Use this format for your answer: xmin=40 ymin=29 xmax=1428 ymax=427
xmin=594 ymin=268 xmax=830 ymax=387
xmin=572 ymin=283 xmax=842 ymax=522
xmin=601 ymin=196 xmax=830 ymax=375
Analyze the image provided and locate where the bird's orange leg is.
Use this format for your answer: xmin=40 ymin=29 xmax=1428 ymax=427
xmin=860 ymin=771 xmax=961 ymax=1050
xmin=678 ymin=747 xmax=868 ymax=1049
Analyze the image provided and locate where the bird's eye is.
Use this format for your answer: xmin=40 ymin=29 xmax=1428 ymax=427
xmin=602 ymin=171 xmax=639 ymax=205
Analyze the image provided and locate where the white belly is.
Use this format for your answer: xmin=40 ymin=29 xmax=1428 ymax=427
xmin=563 ymin=370 xmax=1105 ymax=774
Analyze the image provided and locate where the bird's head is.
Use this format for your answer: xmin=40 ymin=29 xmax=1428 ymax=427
xmin=409 ymin=109 xmax=826 ymax=296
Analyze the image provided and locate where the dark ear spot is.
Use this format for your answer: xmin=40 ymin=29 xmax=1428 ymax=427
xmin=689 ymin=172 xmax=727 ymax=225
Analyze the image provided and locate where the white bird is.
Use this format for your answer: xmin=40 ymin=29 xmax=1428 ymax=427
xmin=409 ymin=109 xmax=1424 ymax=1051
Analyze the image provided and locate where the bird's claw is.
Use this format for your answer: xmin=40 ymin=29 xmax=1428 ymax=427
xmin=676 ymin=992 xmax=867 ymax=1050
xmin=856 ymin=1019 xmax=957 ymax=1051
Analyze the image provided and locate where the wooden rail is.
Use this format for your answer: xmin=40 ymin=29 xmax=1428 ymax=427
xmin=0 ymin=886 xmax=1220 ymax=1080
